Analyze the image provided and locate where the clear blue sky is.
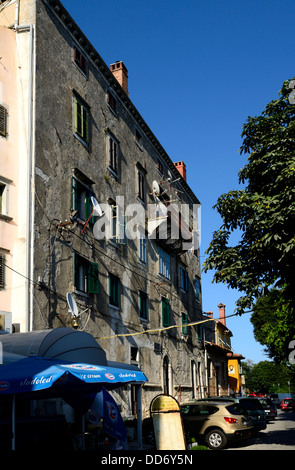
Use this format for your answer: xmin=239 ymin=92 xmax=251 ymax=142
xmin=61 ymin=0 xmax=295 ymax=363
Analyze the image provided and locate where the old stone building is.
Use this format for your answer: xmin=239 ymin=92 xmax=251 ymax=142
xmin=0 ymin=0 xmax=205 ymax=417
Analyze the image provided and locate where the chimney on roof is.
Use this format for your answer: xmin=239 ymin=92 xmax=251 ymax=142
xmin=218 ymin=303 xmax=226 ymax=326
xmin=206 ymin=311 xmax=213 ymax=319
xmin=174 ymin=161 xmax=187 ymax=181
xmin=110 ymin=61 xmax=129 ymax=96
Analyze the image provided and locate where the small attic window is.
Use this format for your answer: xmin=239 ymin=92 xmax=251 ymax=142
xmin=74 ymin=46 xmax=87 ymax=75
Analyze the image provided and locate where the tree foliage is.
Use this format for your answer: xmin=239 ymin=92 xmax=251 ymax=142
xmin=251 ymin=288 xmax=295 ymax=363
xmin=203 ymin=78 xmax=295 ymax=315
xmin=244 ymin=360 xmax=295 ymax=394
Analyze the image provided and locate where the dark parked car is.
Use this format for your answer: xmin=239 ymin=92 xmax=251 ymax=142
xmin=257 ymin=397 xmax=277 ymax=421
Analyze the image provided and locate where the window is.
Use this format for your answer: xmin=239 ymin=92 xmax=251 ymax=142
xmin=0 ymin=184 xmax=5 ymax=214
xmin=0 ymin=253 xmax=5 ymax=290
xmin=195 ymin=277 xmax=201 ymax=302
xmin=109 ymin=273 xmax=120 ymax=307
xmin=74 ymin=46 xmax=87 ymax=75
xmin=73 ymin=254 xmax=99 ymax=294
xmin=157 ymin=159 xmax=164 ymax=175
xmin=0 ymin=105 xmax=7 ymax=137
xmin=71 ymin=176 xmax=94 ymax=222
xmin=73 ymin=94 xmax=89 ymax=145
xmin=180 ymin=266 xmax=188 ymax=291
xmin=159 ymin=247 xmax=170 ymax=279
xmin=107 ymin=134 xmax=119 ymax=176
xmin=108 ymin=200 xmax=126 ymax=244
xmin=137 ymin=169 xmax=145 ymax=202
xmin=135 ymin=128 xmax=143 ymax=148
xmin=139 ymin=232 xmax=147 ymax=263
xmin=139 ymin=290 xmax=148 ymax=321
xmin=109 ymin=203 xmax=117 ymax=241
xmin=0 ymin=177 xmax=12 ymax=221
xmin=107 ymin=90 xmax=117 ymax=113
xmin=130 ymin=346 xmax=139 ymax=363
xmin=182 ymin=312 xmax=188 ymax=335
xmin=162 ymin=297 xmax=170 ymax=327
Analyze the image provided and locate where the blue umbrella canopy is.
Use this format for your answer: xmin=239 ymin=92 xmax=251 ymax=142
xmin=0 ymin=356 xmax=147 ymax=396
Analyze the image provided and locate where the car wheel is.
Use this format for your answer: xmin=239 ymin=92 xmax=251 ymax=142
xmin=205 ymin=429 xmax=227 ymax=450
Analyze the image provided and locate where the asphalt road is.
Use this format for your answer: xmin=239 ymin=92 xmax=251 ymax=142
xmin=228 ymin=409 xmax=295 ymax=450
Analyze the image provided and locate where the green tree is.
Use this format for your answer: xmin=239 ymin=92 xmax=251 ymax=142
xmin=203 ymin=78 xmax=295 ymax=317
xmin=251 ymin=288 xmax=295 ymax=363
xmin=244 ymin=361 xmax=295 ymax=394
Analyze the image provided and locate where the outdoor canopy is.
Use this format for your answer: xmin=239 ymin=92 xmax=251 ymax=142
xmin=0 ymin=355 xmax=148 ymax=396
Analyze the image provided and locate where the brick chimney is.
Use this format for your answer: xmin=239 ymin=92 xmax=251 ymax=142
xmin=206 ymin=311 xmax=213 ymax=319
xmin=110 ymin=61 xmax=129 ymax=96
xmin=218 ymin=303 xmax=226 ymax=326
xmin=174 ymin=161 xmax=186 ymax=181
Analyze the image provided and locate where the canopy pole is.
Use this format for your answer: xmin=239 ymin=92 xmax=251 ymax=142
xmin=136 ymin=386 xmax=142 ymax=450
xmin=11 ymin=394 xmax=15 ymax=450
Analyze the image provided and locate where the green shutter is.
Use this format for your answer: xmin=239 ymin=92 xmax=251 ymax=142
xmin=88 ymin=262 xmax=99 ymax=294
xmin=162 ymin=298 xmax=170 ymax=327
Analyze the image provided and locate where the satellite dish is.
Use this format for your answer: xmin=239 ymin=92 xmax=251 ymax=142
xmin=152 ymin=180 xmax=161 ymax=196
xmin=91 ymin=196 xmax=103 ymax=217
xmin=66 ymin=292 xmax=79 ymax=317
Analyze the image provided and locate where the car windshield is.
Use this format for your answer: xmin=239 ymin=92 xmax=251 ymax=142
xmin=225 ymin=403 xmax=246 ymax=415
xmin=239 ymin=399 xmax=263 ymax=410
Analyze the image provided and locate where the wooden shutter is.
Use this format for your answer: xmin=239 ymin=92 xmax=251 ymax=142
xmin=0 ymin=105 xmax=7 ymax=137
xmin=0 ymin=254 xmax=5 ymax=289
xmin=162 ymin=297 xmax=170 ymax=327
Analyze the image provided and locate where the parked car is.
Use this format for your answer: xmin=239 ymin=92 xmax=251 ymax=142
xmin=199 ymin=397 xmax=267 ymax=433
xmin=269 ymin=393 xmax=281 ymax=408
xmin=180 ymin=400 xmax=253 ymax=450
xmin=281 ymin=398 xmax=295 ymax=412
xmin=257 ymin=397 xmax=277 ymax=421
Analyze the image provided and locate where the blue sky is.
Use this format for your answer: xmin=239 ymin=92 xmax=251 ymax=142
xmin=61 ymin=0 xmax=295 ymax=363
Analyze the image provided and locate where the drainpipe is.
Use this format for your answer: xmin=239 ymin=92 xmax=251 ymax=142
xmin=14 ymin=0 xmax=35 ymax=331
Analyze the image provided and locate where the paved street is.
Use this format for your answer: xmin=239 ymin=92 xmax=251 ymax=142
xmin=228 ymin=410 xmax=295 ymax=450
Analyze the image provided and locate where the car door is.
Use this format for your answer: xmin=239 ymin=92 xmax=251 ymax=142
xmin=181 ymin=404 xmax=211 ymax=437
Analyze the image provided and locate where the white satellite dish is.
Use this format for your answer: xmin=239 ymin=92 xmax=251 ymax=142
xmin=66 ymin=292 xmax=79 ymax=317
xmin=91 ymin=196 xmax=103 ymax=217
xmin=152 ymin=180 xmax=161 ymax=196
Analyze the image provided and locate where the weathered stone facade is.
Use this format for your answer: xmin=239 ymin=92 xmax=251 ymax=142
xmin=1 ymin=0 xmax=206 ymax=418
